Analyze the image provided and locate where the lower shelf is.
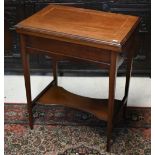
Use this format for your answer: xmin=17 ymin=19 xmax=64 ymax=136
xmin=36 ymin=85 xmax=122 ymax=121
xmin=36 ymin=86 xmax=122 ymax=121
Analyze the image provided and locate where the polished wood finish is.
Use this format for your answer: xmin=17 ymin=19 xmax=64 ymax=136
xmin=107 ymin=52 xmax=118 ymax=151
xmin=16 ymin=5 xmax=140 ymax=152
xmin=123 ymin=48 xmax=134 ymax=119
xmin=53 ymin=59 xmax=58 ymax=86
xmin=37 ymin=85 xmax=122 ymax=121
xmin=25 ymin=35 xmax=111 ymax=64
xmin=19 ymin=35 xmax=33 ymax=129
xmin=16 ymin=4 xmax=140 ymax=52
xmin=5 ymin=0 xmax=151 ymax=76
xmin=32 ymin=80 xmax=56 ymax=107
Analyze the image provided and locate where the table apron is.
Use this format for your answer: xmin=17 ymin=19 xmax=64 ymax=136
xmin=25 ymin=35 xmax=112 ymax=65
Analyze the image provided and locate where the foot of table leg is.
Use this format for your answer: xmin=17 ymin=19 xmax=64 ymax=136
xmin=107 ymin=121 xmax=113 ymax=152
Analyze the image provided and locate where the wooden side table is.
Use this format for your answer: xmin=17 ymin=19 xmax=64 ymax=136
xmin=15 ymin=5 xmax=140 ymax=152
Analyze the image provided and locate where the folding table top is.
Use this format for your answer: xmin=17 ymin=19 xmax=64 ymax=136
xmin=16 ymin=4 xmax=140 ymax=52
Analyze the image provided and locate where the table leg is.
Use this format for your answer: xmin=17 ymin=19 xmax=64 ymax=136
xmin=20 ymin=35 xmax=33 ymax=129
xmin=107 ymin=52 xmax=118 ymax=152
xmin=123 ymin=54 xmax=133 ymax=119
xmin=53 ymin=59 xmax=58 ymax=86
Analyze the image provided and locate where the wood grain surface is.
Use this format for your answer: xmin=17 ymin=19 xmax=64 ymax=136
xmin=16 ymin=4 xmax=140 ymax=52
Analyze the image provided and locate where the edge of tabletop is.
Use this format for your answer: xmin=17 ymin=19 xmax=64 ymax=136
xmin=15 ymin=25 xmax=123 ymax=52
xmin=15 ymin=5 xmax=141 ymax=53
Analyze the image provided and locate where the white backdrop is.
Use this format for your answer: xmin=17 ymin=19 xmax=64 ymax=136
xmin=4 ymin=76 xmax=151 ymax=107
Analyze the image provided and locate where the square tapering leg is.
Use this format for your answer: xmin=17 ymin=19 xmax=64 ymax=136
xmin=107 ymin=52 xmax=118 ymax=152
xmin=20 ymin=35 xmax=33 ymax=129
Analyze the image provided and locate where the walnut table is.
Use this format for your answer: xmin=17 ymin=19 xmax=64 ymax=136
xmin=15 ymin=4 xmax=140 ymax=152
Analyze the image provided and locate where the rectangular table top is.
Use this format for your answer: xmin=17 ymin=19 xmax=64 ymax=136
xmin=16 ymin=4 xmax=140 ymax=52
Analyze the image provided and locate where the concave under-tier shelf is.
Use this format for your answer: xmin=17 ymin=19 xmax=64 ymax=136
xmin=36 ymin=85 xmax=122 ymax=121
